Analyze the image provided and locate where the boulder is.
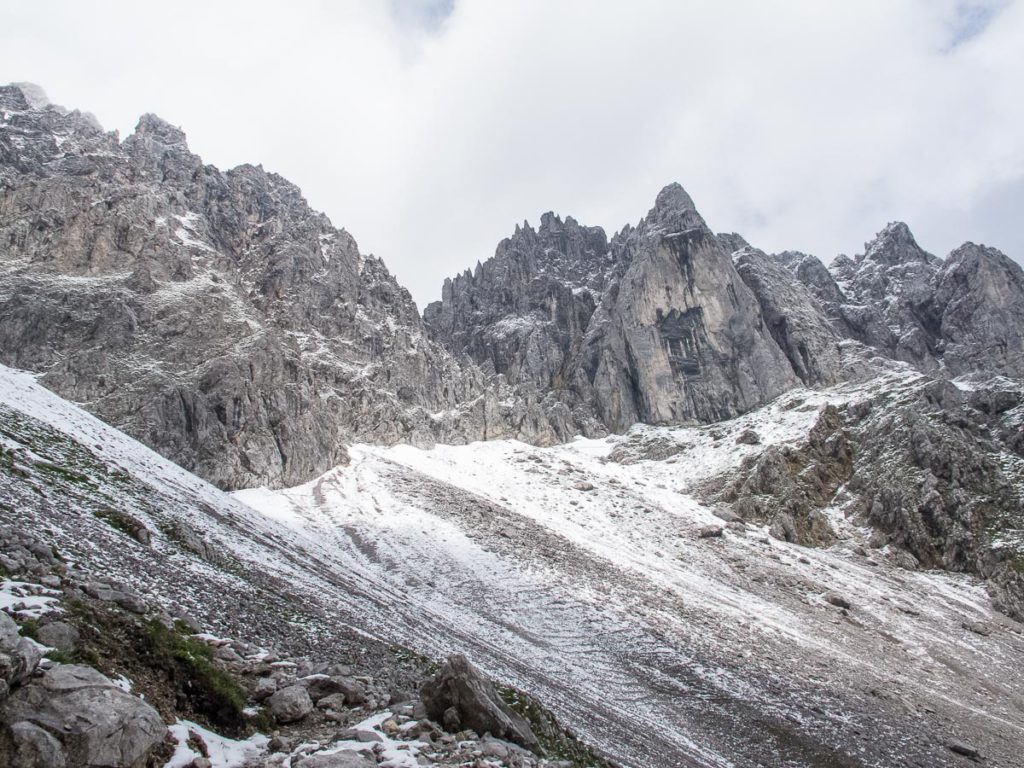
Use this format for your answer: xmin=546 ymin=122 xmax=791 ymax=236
xmin=419 ymin=654 xmax=539 ymax=752
xmin=294 ymin=750 xmax=375 ymax=768
xmin=36 ymin=622 xmax=79 ymax=654
xmin=302 ymin=674 xmax=367 ymax=706
xmin=697 ymin=525 xmax=723 ymax=539
xmin=735 ymin=429 xmax=761 ymax=445
xmin=0 ymin=664 xmax=165 ymax=768
xmin=267 ymin=684 xmax=313 ymax=723
xmin=253 ymin=676 xmax=277 ymax=702
xmin=824 ymin=592 xmax=852 ymax=610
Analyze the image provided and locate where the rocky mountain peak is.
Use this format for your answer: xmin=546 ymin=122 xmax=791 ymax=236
xmin=644 ymin=182 xmax=706 ymax=232
xmin=131 ymin=112 xmax=189 ymax=148
xmin=861 ymin=221 xmax=934 ymax=266
xmin=2 ymin=82 xmax=50 ymax=111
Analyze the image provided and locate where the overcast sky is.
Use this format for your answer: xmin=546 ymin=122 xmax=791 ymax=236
xmin=3 ymin=0 xmax=1023 ymax=308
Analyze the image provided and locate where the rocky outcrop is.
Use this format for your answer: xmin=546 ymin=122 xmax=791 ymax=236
xmin=578 ymin=184 xmax=800 ymax=428
xmin=844 ymin=378 xmax=1024 ymax=619
xmin=0 ymin=664 xmax=166 ymax=768
xmin=420 ymin=654 xmax=540 ymax=753
xmin=429 ymin=184 xmax=804 ymax=434
xmin=774 ymin=223 xmax=1024 ymax=379
xmin=704 ymin=404 xmax=852 ymax=546
xmin=933 ymin=242 xmax=1024 ymax=376
xmin=0 ymin=83 xmax=503 ymax=490
xmin=731 ymin=248 xmax=842 ymax=386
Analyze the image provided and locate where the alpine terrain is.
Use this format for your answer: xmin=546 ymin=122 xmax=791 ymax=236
xmin=2 ymin=83 xmax=1024 ymax=768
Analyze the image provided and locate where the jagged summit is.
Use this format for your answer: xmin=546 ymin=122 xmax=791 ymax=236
xmin=643 ymin=181 xmax=706 ymax=232
xmin=861 ymin=220 xmax=935 ymax=265
xmin=8 ymin=81 xmax=51 ymax=109
xmin=131 ymin=112 xmax=189 ymax=147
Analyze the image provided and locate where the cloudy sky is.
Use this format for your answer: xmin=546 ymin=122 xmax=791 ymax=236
xmin=3 ymin=0 xmax=1022 ymax=308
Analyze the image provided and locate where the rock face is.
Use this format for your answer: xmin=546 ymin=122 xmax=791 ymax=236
xmin=704 ymin=405 xmax=852 ymax=546
xmin=0 ymin=664 xmax=166 ymax=768
xmin=730 ymin=247 xmax=842 ymax=386
xmin=0 ymin=83 xmax=492 ymax=490
xmin=420 ymin=654 xmax=540 ymax=752
xmin=778 ymin=222 xmax=1024 ymax=378
xmin=429 ymin=184 xmax=803 ymax=433
xmin=845 ymin=378 xmax=1024 ymax=620
xmin=4 ymin=81 xmax=1024 ymax=499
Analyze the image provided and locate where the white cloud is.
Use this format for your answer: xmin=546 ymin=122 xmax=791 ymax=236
xmin=2 ymin=0 xmax=1022 ymax=307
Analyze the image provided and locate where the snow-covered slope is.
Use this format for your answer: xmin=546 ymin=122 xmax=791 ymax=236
xmin=3 ymin=363 xmax=1024 ymax=767
xmin=235 ymin=370 xmax=1024 ymax=767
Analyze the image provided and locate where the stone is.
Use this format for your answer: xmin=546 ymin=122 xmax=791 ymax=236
xmin=735 ymin=429 xmax=761 ymax=446
xmin=443 ymin=705 xmax=461 ymax=731
xmin=302 ymin=674 xmax=366 ymax=705
xmin=946 ymin=739 xmax=981 ymax=760
xmin=0 ymin=664 xmax=165 ymax=768
xmin=420 ymin=654 xmax=539 ymax=752
xmin=316 ymin=693 xmax=346 ymax=711
xmin=697 ymin=525 xmax=723 ymax=539
xmin=214 ymin=645 xmax=243 ymax=663
xmin=35 ymin=623 xmax=78 ymax=654
xmin=4 ymin=721 xmax=66 ymax=768
xmin=267 ymin=684 xmax=313 ymax=723
xmin=962 ymin=621 xmax=992 ymax=637
xmin=824 ymin=592 xmax=852 ymax=610
xmin=253 ymin=676 xmax=278 ymax=701
xmin=294 ymin=750 xmax=376 ymax=768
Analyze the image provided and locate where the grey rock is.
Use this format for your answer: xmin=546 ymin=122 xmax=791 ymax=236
xmin=0 ymin=612 xmax=19 ymax=654
xmin=0 ymin=664 xmax=165 ymax=768
xmin=0 ymin=83 xmax=499 ymax=491
xmin=427 ymin=184 xmax=802 ymax=441
xmin=946 ymin=739 xmax=981 ymax=760
xmin=303 ymin=675 xmax=367 ymax=706
xmin=442 ymin=705 xmax=461 ymax=731
xmin=3 ymin=721 xmax=66 ymax=768
xmin=825 ymin=592 xmax=852 ymax=610
xmin=735 ymin=429 xmax=761 ymax=446
xmin=697 ymin=525 xmax=724 ymax=539
xmin=214 ymin=645 xmax=243 ymax=663
xmin=733 ymin=247 xmax=842 ymax=386
xmin=334 ymin=728 xmax=382 ymax=743
xmin=420 ymin=654 xmax=539 ymax=752
xmin=962 ymin=621 xmax=992 ymax=637
xmin=35 ymin=626 xmax=77 ymax=655
xmin=294 ymin=750 xmax=375 ymax=768
xmin=782 ymin=222 xmax=1024 ymax=379
xmin=267 ymin=684 xmax=313 ymax=723
xmin=253 ymin=676 xmax=278 ymax=701
xmin=315 ymin=692 xmax=347 ymax=710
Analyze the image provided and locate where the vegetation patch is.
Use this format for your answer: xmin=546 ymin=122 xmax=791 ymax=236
xmin=57 ymin=599 xmax=256 ymax=736
xmin=498 ymin=684 xmax=614 ymax=767
xmin=142 ymin=618 xmax=249 ymax=735
xmin=92 ymin=507 xmax=149 ymax=543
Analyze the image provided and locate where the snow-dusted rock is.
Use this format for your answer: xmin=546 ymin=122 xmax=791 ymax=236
xmin=268 ymin=684 xmax=313 ymax=723
xmin=0 ymin=664 xmax=165 ymax=768
xmin=420 ymin=654 xmax=539 ymax=752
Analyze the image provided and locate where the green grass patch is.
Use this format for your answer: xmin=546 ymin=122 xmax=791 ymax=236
xmin=92 ymin=507 xmax=146 ymax=541
xmin=498 ymin=684 xmax=613 ymax=767
xmin=142 ymin=618 xmax=249 ymax=735
xmin=18 ymin=617 xmax=41 ymax=640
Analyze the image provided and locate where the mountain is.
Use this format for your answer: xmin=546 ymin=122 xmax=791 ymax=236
xmin=0 ymin=83 xmax=566 ymax=491
xmin=427 ymin=184 xmax=804 ymax=432
xmin=3 ymin=362 xmax=1024 ymax=767
xmin=3 ymin=82 xmax=1024 ymax=768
